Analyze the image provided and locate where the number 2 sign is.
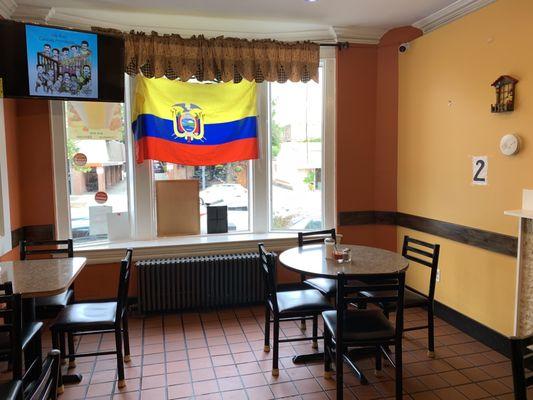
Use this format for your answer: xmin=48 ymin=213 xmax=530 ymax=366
xmin=472 ymin=156 xmax=488 ymax=185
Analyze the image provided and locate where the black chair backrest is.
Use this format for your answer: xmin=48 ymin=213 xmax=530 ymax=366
xmin=116 ymin=249 xmax=133 ymax=322
xmin=298 ymin=229 xmax=336 ymax=247
xmin=258 ymin=243 xmax=278 ymax=314
xmin=20 ymin=239 xmax=74 ymax=260
xmin=0 ymin=282 xmax=23 ymax=378
xmin=510 ymin=334 xmax=533 ymax=400
xmin=25 ymin=349 xmax=61 ymax=400
xmin=401 ymin=236 xmax=440 ymax=299
xmin=336 ymin=271 xmax=406 ymax=339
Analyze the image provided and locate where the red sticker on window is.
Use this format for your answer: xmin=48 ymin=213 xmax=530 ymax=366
xmin=95 ymin=191 xmax=108 ymax=204
xmin=72 ymin=153 xmax=87 ymax=167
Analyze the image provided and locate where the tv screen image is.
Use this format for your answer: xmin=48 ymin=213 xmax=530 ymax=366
xmin=25 ymin=24 xmax=98 ymax=99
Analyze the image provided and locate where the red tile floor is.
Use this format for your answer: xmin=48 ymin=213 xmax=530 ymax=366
xmin=11 ymin=306 xmax=530 ymax=399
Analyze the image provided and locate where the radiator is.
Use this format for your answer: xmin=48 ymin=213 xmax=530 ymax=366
xmin=136 ymin=253 xmax=265 ymax=313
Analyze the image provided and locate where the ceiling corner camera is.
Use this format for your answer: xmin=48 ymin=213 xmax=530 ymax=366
xmin=398 ymin=42 xmax=410 ymax=53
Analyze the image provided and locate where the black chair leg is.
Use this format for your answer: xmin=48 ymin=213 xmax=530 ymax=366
xmin=312 ymin=315 xmax=318 ymax=349
xmin=51 ymin=331 xmax=64 ymax=395
xmin=300 ymin=275 xmax=306 ymax=331
xmin=67 ymin=333 xmax=76 ymax=368
xmin=427 ymin=304 xmax=435 ymax=358
xmin=324 ymin=326 xmax=332 ymax=379
xmin=122 ymin=315 xmax=131 ymax=363
xmin=33 ymin=330 xmax=43 ymax=379
xmin=59 ymin=332 xmax=67 ymax=366
xmin=115 ymin=327 xmax=126 ymax=389
xmin=264 ymin=305 xmax=271 ymax=352
xmin=335 ymin=344 xmax=343 ymax=400
xmin=375 ymin=346 xmax=382 ymax=373
xmin=272 ymin=317 xmax=279 ymax=376
xmin=395 ymin=339 xmax=403 ymax=400
xmin=300 ymin=318 xmax=306 ymax=331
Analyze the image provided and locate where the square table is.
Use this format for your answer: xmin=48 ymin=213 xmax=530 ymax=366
xmin=0 ymin=257 xmax=87 ymax=386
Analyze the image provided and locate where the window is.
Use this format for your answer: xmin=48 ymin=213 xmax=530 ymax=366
xmin=63 ymin=101 xmax=130 ymax=243
xmin=52 ymin=53 xmax=335 ymax=245
xmin=153 ymin=161 xmax=251 ymax=233
xmin=269 ymin=67 xmax=324 ymax=230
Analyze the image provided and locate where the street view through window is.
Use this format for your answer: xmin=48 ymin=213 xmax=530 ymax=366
xmin=153 ymin=161 xmax=250 ymax=234
xmin=270 ymin=68 xmax=324 ymax=230
xmin=66 ymin=101 xmax=129 ymax=243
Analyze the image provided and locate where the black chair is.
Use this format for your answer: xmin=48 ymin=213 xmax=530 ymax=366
xmin=362 ymin=236 xmax=440 ymax=357
xmin=323 ymin=271 xmax=406 ymax=400
xmin=299 ymin=229 xmax=337 ymax=332
xmin=24 ymin=349 xmax=61 ymax=400
xmin=510 ymin=334 xmax=533 ymax=400
xmin=20 ymin=240 xmax=75 ymax=318
xmin=50 ymin=249 xmax=133 ymax=390
xmin=0 ymin=282 xmax=44 ymax=389
xmin=0 ymin=381 xmax=23 ymax=400
xmin=259 ymin=243 xmax=333 ymax=376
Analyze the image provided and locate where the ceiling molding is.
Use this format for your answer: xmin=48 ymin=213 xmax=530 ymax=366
xmin=331 ymin=26 xmax=386 ymax=45
xmin=0 ymin=0 xmax=17 ymax=18
xmin=8 ymin=4 xmax=388 ymax=44
xmin=11 ymin=4 xmax=54 ymax=22
xmin=413 ymin=0 xmax=496 ymax=33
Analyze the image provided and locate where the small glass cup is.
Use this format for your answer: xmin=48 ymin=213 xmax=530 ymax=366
xmin=342 ymin=248 xmax=352 ymax=263
xmin=333 ymin=247 xmax=344 ymax=263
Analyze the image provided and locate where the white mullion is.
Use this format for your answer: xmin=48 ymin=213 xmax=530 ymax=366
xmin=50 ymin=100 xmax=71 ymax=240
xmin=322 ymin=56 xmax=337 ymax=229
xmin=0 ymin=100 xmax=12 ymax=255
xmin=252 ymin=82 xmax=269 ymax=233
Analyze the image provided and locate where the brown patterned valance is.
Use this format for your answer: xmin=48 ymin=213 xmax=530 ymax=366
xmin=119 ymin=31 xmax=319 ymax=83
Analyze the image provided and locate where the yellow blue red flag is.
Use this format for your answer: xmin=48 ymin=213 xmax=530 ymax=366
xmin=132 ymin=76 xmax=258 ymax=166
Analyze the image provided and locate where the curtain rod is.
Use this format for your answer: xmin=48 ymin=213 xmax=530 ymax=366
xmin=318 ymin=42 xmax=349 ymax=49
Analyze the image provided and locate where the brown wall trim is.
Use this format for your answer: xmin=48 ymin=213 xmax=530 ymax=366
xmin=338 ymin=211 xmax=517 ymax=257
xmin=11 ymin=224 xmax=55 ymax=249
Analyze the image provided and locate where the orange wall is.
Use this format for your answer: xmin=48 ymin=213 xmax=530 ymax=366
xmin=15 ymin=100 xmax=56 ymax=227
xmin=335 ymin=44 xmax=379 ymax=247
xmin=0 ymin=99 xmax=56 ymax=261
xmin=336 ymin=27 xmax=421 ymax=251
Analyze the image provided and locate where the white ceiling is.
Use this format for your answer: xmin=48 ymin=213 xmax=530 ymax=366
xmin=2 ymin=0 xmax=495 ymax=43
xmin=15 ymin=0 xmax=456 ymax=28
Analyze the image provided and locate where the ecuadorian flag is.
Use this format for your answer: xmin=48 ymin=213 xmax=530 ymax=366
xmin=132 ymin=76 xmax=258 ymax=166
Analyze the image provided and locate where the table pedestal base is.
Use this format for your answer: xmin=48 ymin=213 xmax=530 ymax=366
xmin=62 ymin=373 xmax=83 ymax=385
xmin=292 ymin=352 xmax=323 ymax=364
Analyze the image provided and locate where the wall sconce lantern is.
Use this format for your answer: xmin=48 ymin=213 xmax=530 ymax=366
xmin=491 ymin=75 xmax=518 ymax=113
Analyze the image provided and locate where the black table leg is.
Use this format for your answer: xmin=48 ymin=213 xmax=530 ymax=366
xmin=21 ymin=298 xmax=41 ymax=382
xmin=22 ymin=297 xmax=83 ymax=389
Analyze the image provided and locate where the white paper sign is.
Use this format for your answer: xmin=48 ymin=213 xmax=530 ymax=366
xmin=472 ymin=156 xmax=488 ymax=185
xmin=107 ymin=212 xmax=131 ymax=241
xmin=89 ymin=205 xmax=112 ymax=235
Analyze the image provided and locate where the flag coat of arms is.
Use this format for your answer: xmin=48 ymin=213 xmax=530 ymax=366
xmin=132 ymin=77 xmax=258 ymax=166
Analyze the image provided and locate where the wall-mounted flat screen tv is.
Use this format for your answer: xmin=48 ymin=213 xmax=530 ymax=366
xmin=0 ymin=20 xmax=124 ymax=102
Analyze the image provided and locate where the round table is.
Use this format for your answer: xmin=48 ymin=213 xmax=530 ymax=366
xmin=279 ymin=244 xmax=409 ymax=278
xmin=278 ymin=244 xmax=409 ymax=369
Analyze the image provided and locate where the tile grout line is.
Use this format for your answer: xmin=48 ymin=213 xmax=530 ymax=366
xmin=180 ymin=312 xmax=195 ymax=399
xmin=226 ymin=308 xmax=251 ymax=400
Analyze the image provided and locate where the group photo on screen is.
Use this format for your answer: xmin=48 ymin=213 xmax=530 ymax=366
xmin=25 ymin=24 xmax=98 ymax=98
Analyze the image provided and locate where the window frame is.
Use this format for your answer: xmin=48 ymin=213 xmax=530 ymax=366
xmin=51 ymin=50 xmax=336 ymax=245
xmin=0 ymin=101 xmax=12 ymax=255
xmin=266 ymin=56 xmax=336 ymax=232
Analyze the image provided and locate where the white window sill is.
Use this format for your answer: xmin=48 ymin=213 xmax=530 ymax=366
xmin=74 ymin=232 xmax=299 ymax=264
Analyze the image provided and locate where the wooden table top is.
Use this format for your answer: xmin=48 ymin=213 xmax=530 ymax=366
xmin=279 ymin=244 xmax=409 ymax=278
xmin=0 ymin=257 xmax=86 ymax=298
